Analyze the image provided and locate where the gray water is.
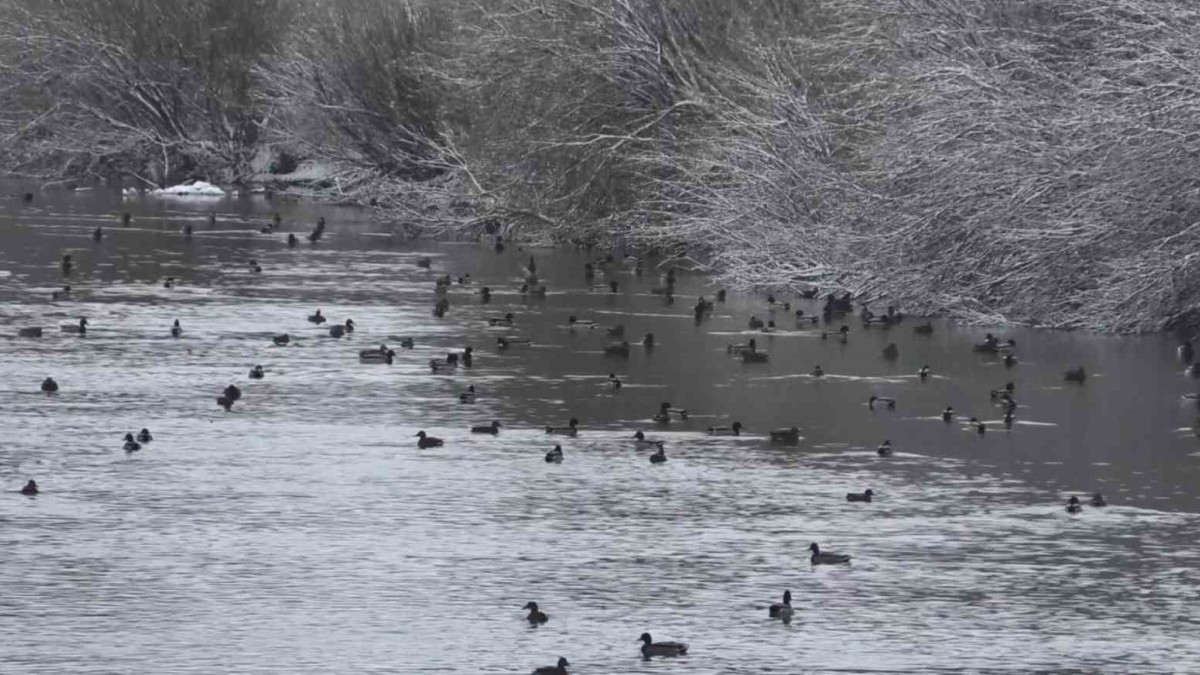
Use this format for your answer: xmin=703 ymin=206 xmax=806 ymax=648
xmin=2 ymin=183 xmax=1199 ymax=674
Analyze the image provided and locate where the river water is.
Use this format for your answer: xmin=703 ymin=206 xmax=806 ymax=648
xmin=1 ymin=183 xmax=1199 ymax=673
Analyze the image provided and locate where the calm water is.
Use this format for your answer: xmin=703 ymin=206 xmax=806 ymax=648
xmin=2 ymin=183 xmax=1200 ymax=674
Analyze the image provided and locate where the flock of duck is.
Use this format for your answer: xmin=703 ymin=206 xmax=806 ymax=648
xmin=10 ymin=203 xmax=1185 ymax=674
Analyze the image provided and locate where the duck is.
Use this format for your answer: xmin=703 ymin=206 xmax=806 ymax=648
xmin=990 ymin=382 xmax=1015 ymax=399
xmin=568 ymin=315 xmax=597 ymax=330
xmin=748 ymin=315 xmax=765 ymax=330
xmin=716 ymin=288 xmax=727 ymax=301
xmin=123 ymin=433 xmax=141 ymax=452
xmin=18 ymin=327 xmax=43 ymax=338
xmin=487 ymin=313 xmax=514 ymax=326
xmin=216 ymin=384 xmax=242 ymax=412
xmin=868 ymin=395 xmax=896 ymax=410
xmin=1004 ymin=353 xmax=1017 ymax=368
xmin=92 ymin=226 xmax=105 ymax=242
xmin=1064 ymin=366 xmax=1087 ymax=383
xmin=642 ymin=332 xmax=656 ymax=348
xmin=974 ymin=333 xmax=1000 ymax=352
xmin=808 ymin=542 xmax=851 ymax=565
xmin=604 ymin=341 xmax=631 ymax=357
xmin=1066 ymin=496 xmax=1082 ymax=514
xmin=741 ymin=349 xmax=770 ymax=363
xmin=459 ymin=385 xmax=477 ymax=403
xmin=249 ymin=365 xmax=265 ymax=379
xmin=520 ymin=283 xmax=548 ymax=298
xmin=546 ymin=418 xmax=579 ymax=436
xmin=182 ymin=224 xmax=194 ymax=237
xmin=137 ymin=429 xmax=153 ymax=444
xmin=1003 ymin=410 xmax=1015 ymax=428
xmin=768 ymin=590 xmax=792 ymax=618
xmin=497 ymin=336 xmax=531 ymax=349
xmin=1090 ymin=493 xmax=1107 ymax=507
xmin=361 ymin=349 xmax=395 ymax=364
xmin=40 ymin=377 xmax=58 ymax=393
xmin=249 ymin=259 xmax=262 ymax=273
xmin=810 ymin=365 xmax=825 ymax=377
xmin=416 ymin=256 xmax=432 ymax=269
xmin=20 ymin=479 xmax=39 ymax=496
xmin=707 ymin=421 xmax=743 ymax=436
xmin=51 ymin=285 xmax=71 ymax=301
xmin=638 ymin=633 xmax=687 ymax=658
xmin=329 ymin=319 xmax=355 ymax=338
xmin=608 ymin=373 xmax=622 ymax=390
xmin=846 ymin=489 xmax=874 ymax=503
xmin=430 ymin=359 xmax=458 ymax=374
xmin=942 ymin=406 xmax=955 ymax=423
xmin=969 ymin=417 xmax=986 ymax=434
xmin=769 ymin=426 xmax=801 ymax=443
xmin=881 ymin=343 xmax=899 ymax=359
xmin=914 ymin=321 xmax=933 ymax=335
xmin=652 ymin=402 xmax=689 ymax=423
xmin=471 ymin=420 xmax=502 ymax=434
xmin=793 ymin=309 xmax=820 ymax=325
xmin=633 ymin=431 xmax=665 ymax=450
xmin=544 ymin=445 xmax=564 ymax=463
xmin=522 ymin=601 xmax=549 ymax=624
xmin=307 ymin=309 xmax=326 ymax=324
xmin=287 ymin=233 xmax=298 ymax=247
xmin=307 ymin=217 xmax=325 ymax=243
xmin=415 ymin=431 xmax=444 ymax=449
xmin=432 ymin=299 xmax=450 ymax=318
xmin=877 ymin=440 xmax=893 ymax=456
xmin=171 ymin=319 xmax=183 ymax=338
xmin=273 ymin=334 xmax=290 ymax=346
xmin=727 ymin=338 xmax=758 ymax=355
xmin=919 ymin=365 xmax=931 ymax=380
xmin=60 ymin=317 xmax=88 ymax=335
xmin=121 ymin=212 xmax=132 ymax=226
xmin=163 ymin=277 xmax=176 ymax=289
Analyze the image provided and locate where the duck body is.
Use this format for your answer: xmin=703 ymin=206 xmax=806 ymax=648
xmin=638 ymin=633 xmax=687 ymax=658
xmin=40 ymin=377 xmax=58 ymax=393
xmin=1066 ymin=496 xmax=1083 ymax=514
xmin=18 ymin=327 xmax=43 ymax=338
xmin=914 ymin=321 xmax=933 ymax=334
xmin=487 ymin=313 xmax=514 ymax=326
xmin=459 ymin=386 xmax=477 ymax=403
xmin=741 ymin=350 xmax=769 ymax=363
xmin=1064 ymin=366 xmax=1087 ymax=383
xmin=249 ymin=365 xmax=265 ymax=379
xmin=546 ymin=418 xmax=580 ymax=436
xmin=809 ymin=542 xmax=851 ymax=565
xmin=846 ymin=489 xmax=874 ymax=502
xmin=877 ymin=440 xmax=893 ymax=456
xmin=497 ymin=336 xmax=531 ymax=349
xmin=137 ymin=429 xmax=153 ymax=443
xmin=769 ymin=426 xmax=801 ymax=443
xmin=868 ymin=395 xmax=896 ymax=410
xmin=329 ymin=319 xmax=354 ymax=338
xmin=604 ymin=341 xmax=631 ymax=357
xmin=471 ymin=420 xmax=502 ymax=434
xmin=123 ymin=433 xmax=141 ymax=452
xmin=633 ymin=431 xmax=664 ymax=450
xmin=273 ymin=334 xmax=290 ymax=346
xmin=649 ymin=447 xmax=667 ymax=463
xmin=61 ymin=318 xmax=88 ymax=334
xmin=360 ymin=349 xmax=395 ymax=364
xmin=415 ymin=431 xmax=444 ymax=448
xmin=768 ymin=590 xmax=792 ymax=618
xmin=1090 ymin=493 xmax=1107 ymax=507
xmin=942 ymin=407 xmax=955 ymax=423
xmin=523 ymin=601 xmax=549 ymax=624
xmin=545 ymin=445 xmax=563 ymax=463
xmin=21 ymin=479 xmax=39 ymax=495
xmin=307 ymin=310 xmax=326 ymax=324
xmin=707 ymin=421 xmax=743 ymax=436
xmin=171 ymin=320 xmax=182 ymax=338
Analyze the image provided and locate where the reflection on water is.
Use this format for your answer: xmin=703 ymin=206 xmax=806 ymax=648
xmin=1 ymin=184 xmax=1200 ymax=673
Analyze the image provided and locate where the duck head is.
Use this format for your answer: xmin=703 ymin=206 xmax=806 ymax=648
xmin=522 ymin=602 xmax=539 ymax=611
xmin=732 ymin=421 xmax=743 ymax=432
xmin=415 ymin=431 xmax=428 ymax=438
xmin=1068 ymin=496 xmax=1080 ymax=505
xmin=568 ymin=417 xmax=579 ymax=427
xmin=124 ymin=433 xmax=135 ymax=442
xmin=638 ymin=633 xmax=654 ymax=645
xmin=504 ymin=312 xmax=513 ymax=321
xmin=808 ymin=543 xmax=820 ymax=553
xmin=864 ymin=489 xmax=874 ymax=497
xmin=634 ymin=431 xmax=645 ymax=440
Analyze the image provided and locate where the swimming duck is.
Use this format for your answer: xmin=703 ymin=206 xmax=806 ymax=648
xmin=604 ymin=341 xmax=631 ymax=357
xmin=1090 ymin=493 xmax=1107 ymax=507
xmin=430 ymin=359 xmax=458 ymax=374
xmin=881 ymin=343 xmax=899 ymax=359
xmin=608 ymin=373 xmax=622 ymax=390
xmin=182 ymin=224 xmax=194 ymax=237
xmin=416 ymin=256 xmax=432 ymax=269
xmin=457 ymin=274 xmax=471 ymax=285
xmin=942 ymin=406 xmax=954 ymax=423
xmin=1066 ymin=496 xmax=1082 ymax=514
xmin=435 ymin=274 xmax=452 ymax=289
xmin=471 ymin=420 xmax=502 ymax=434
xmin=307 ymin=309 xmax=326 ymax=324
xmin=1003 ymin=410 xmax=1015 ymax=428
xmin=249 ymin=365 xmax=265 ymax=379
xmin=216 ymin=384 xmax=242 ymax=411
xmin=990 ymin=382 xmax=1015 ymax=399
xmin=846 ymin=489 xmax=874 ymax=503
xmin=520 ymin=283 xmax=548 ymax=298
xmin=642 ymin=333 xmax=656 ymax=348
xmin=20 ymin=479 xmax=38 ymax=496
xmin=914 ymin=321 xmax=933 ymax=335
xmin=360 ymin=344 xmax=389 ymax=358
xmin=974 ymin=333 xmax=1000 ymax=352
xmin=18 ymin=327 xmax=43 ymax=338
xmin=969 ymin=418 xmax=986 ymax=434
xmin=399 ymin=337 xmax=415 ymax=349
xmin=497 ymin=336 xmax=531 ymax=349
xmin=768 ymin=590 xmax=792 ymax=618
xmin=770 ymin=426 xmax=801 ymax=443
xmin=60 ymin=318 xmax=88 ymax=335
xmin=1003 ymin=353 xmax=1017 ymax=368
xmin=40 ymin=377 xmax=58 ymax=393
xmin=545 ymin=445 xmax=563 ymax=463
xmin=61 ymin=254 xmax=73 ymax=275
xmin=123 ymin=433 xmax=141 ymax=452
xmin=810 ymin=365 xmax=825 ymax=377
xmin=877 ymin=440 xmax=893 ymax=456
xmin=273 ymin=334 xmax=290 ymax=346
xmin=748 ymin=315 xmax=765 ymax=330
xmin=638 ymin=633 xmax=687 ymax=658
xmin=163 ymin=277 xmax=176 ymax=289
xmin=487 ymin=313 xmax=514 ymax=326
xmin=651 ymin=402 xmax=689 ymax=423
xmin=652 ymin=446 xmax=672 ymax=468
xmin=249 ymin=259 xmax=262 ymax=273
xmin=171 ymin=319 xmax=182 ymax=338
xmin=742 ymin=349 xmax=770 ymax=363
xmin=51 ymin=285 xmax=71 ymax=301
xmin=92 ymin=226 xmax=103 ymax=242
xmin=329 ymin=319 xmax=354 ymax=338
xmin=361 ymin=349 xmax=395 ymax=365
xmin=546 ymin=418 xmax=580 ymax=436
xmin=868 ymin=395 xmax=896 ymax=410
xmin=523 ymin=601 xmax=549 ymax=624
xmin=716 ymin=288 xmax=727 ymax=301
xmin=137 ymin=429 xmax=153 ymax=443
xmin=794 ymin=309 xmax=820 ymax=324
xmin=707 ymin=421 xmax=743 ymax=436
xmin=287 ymin=233 xmax=298 ymax=247
xmin=1063 ymin=366 xmax=1087 ymax=383
xmin=307 ymin=217 xmax=325 ymax=243
xmin=568 ymin=315 xmax=597 ymax=330
xmin=727 ymin=338 xmax=758 ymax=355
xmin=808 ymin=542 xmax=851 ymax=565
xmin=415 ymin=431 xmax=444 ymax=448
xmin=459 ymin=385 xmax=477 ymax=403
xmin=433 ymin=299 xmax=450 ymax=318
xmin=633 ymin=431 xmax=664 ymax=450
